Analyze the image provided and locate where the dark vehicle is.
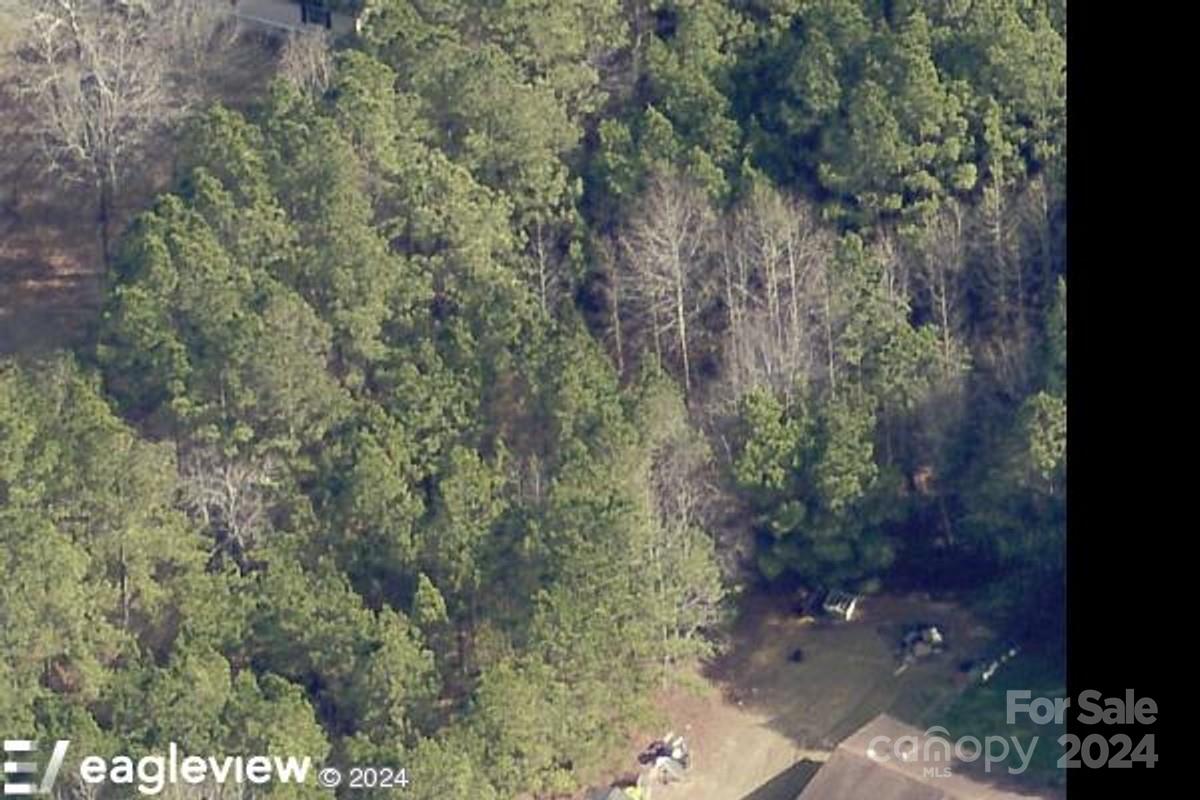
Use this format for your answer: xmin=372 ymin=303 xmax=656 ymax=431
xmin=898 ymin=622 xmax=946 ymax=655
xmin=893 ymin=623 xmax=946 ymax=674
xmin=637 ymin=733 xmax=690 ymax=770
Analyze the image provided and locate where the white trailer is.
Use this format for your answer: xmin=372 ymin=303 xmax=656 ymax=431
xmin=822 ymin=590 xmax=861 ymax=622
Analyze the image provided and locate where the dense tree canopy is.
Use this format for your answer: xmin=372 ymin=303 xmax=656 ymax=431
xmin=1 ymin=1 xmax=1064 ymax=797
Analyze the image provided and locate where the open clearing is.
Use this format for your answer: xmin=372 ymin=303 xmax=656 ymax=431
xmin=1 ymin=19 xmax=278 ymax=356
xmin=590 ymin=591 xmax=1060 ymax=800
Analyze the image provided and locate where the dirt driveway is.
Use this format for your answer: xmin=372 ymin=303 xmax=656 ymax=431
xmin=613 ymin=592 xmax=995 ymax=800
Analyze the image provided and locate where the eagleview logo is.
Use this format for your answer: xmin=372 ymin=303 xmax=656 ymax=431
xmin=3 ymin=740 xmax=314 ymax=796
xmin=2 ymin=740 xmax=70 ymax=795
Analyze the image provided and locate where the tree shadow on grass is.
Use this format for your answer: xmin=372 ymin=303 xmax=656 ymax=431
xmin=699 ymin=591 xmax=1069 ymax=798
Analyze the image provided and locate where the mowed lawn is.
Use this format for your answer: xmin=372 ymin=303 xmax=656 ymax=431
xmin=631 ymin=592 xmax=999 ymax=800
xmin=930 ymin=650 xmax=1067 ymax=792
xmin=710 ymin=592 xmax=993 ymax=748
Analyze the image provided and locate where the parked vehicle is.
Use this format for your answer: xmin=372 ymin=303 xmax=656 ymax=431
xmin=959 ymin=641 xmax=1020 ymax=684
xmin=637 ymin=732 xmax=690 ymax=786
xmin=894 ymin=623 xmax=947 ymax=675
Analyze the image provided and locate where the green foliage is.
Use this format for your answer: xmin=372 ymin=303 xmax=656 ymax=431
xmin=812 ymin=396 xmax=878 ymax=515
xmin=1044 ymin=276 xmax=1066 ymax=394
xmin=313 ymin=413 xmax=425 ymax=605
xmin=249 ymin=555 xmax=437 ymax=741
xmin=731 ymin=387 xmax=805 ymax=495
xmin=955 ymin=272 xmax=1066 ymax=635
xmin=101 ymin=644 xmax=330 ymax=796
xmin=5 ymin=4 xmax=1067 ymax=797
xmin=350 ymin=608 xmax=439 ymax=743
xmin=485 ymin=0 xmax=627 ymax=121
xmin=411 ymin=573 xmax=450 ymax=631
xmin=401 ymin=730 xmax=498 ymax=800
xmin=223 ymin=672 xmax=330 ymax=797
xmin=422 ymin=446 xmax=508 ymax=605
xmin=0 ymin=356 xmax=207 ymax=722
xmin=735 ymin=0 xmax=1065 ymax=224
xmin=360 ymin=0 xmax=620 ymax=304
xmin=1020 ymin=391 xmax=1065 ymax=485
xmin=470 ymin=658 xmax=576 ymax=796
xmin=0 ymin=509 xmax=119 ymax=704
xmin=734 ymin=388 xmax=897 ymax=587
xmin=100 ymin=175 xmax=349 ymax=459
xmin=110 ymin=642 xmax=233 ymax=752
xmin=588 ymin=0 xmax=750 ymax=212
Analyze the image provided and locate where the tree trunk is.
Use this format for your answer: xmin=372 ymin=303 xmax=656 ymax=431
xmin=723 ymin=243 xmax=739 ymax=372
xmin=119 ymin=541 xmax=130 ymax=631
xmin=651 ymin=304 xmax=663 ymax=369
xmin=824 ymin=269 xmax=837 ymax=398
xmin=765 ymin=237 xmax=781 ymax=354
xmin=610 ymin=261 xmax=625 ymax=376
xmin=674 ymin=257 xmax=690 ymax=396
xmin=786 ymin=236 xmax=801 ymax=359
xmin=534 ymin=217 xmax=548 ymax=315
xmin=97 ymin=178 xmax=113 ymax=269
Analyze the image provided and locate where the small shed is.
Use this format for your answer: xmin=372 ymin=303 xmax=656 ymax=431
xmin=822 ymin=590 xmax=861 ymax=622
xmin=232 ymin=0 xmax=368 ymax=36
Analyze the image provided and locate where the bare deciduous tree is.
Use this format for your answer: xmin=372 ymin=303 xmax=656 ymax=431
xmin=592 ymin=234 xmax=626 ymax=375
xmin=15 ymin=0 xmax=231 ymax=262
xmin=638 ymin=390 xmax=725 ymax=685
xmin=973 ymin=179 xmax=1025 ymax=331
xmin=179 ymin=446 xmax=277 ymax=570
xmin=156 ymin=0 xmax=239 ymax=86
xmin=278 ymin=27 xmax=333 ymax=97
xmin=620 ymin=171 xmax=715 ymax=396
xmin=969 ymin=179 xmax=1034 ymax=397
xmin=719 ymin=183 xmax=835 ymax=404
xmin=906 ymin=198 xmax=969 ymax=376
xmin=721 ymin=309 xmax=815 ymax=406
xmin=1017 ymin=172 xmax=1063 ymax=310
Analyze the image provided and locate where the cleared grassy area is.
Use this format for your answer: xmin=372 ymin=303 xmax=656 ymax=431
xmin=624 ymin=592 xmax=995 ymax=800
xmin=933 ymin=650 xmax=1067 ymax=791
xmin=708 ymin=593 xmax=993 ymax=746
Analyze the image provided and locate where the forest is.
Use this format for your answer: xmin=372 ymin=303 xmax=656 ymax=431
xmin=1 ymin=1 xmax=1065 ymax=798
